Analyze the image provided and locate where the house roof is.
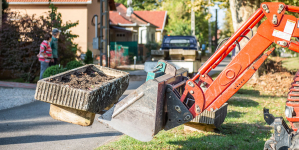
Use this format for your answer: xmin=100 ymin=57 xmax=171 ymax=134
xmin=114 ymin=3 xmax=149 ymax=26
xmin=110 ymin=11 xmax=132 ymax=25
xmin=7 ymin=0 xmax=117 ymax=9
xmin=7 ymin=0 xmax=92 ymax=4
xmin=110 ymin=3 xmax=158 ymax=28
xmin=134 ymin=11 xmax=167 ymax=30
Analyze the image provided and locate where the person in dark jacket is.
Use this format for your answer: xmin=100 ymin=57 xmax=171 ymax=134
xmin=49 ymin=28 xmax=61 ymax=66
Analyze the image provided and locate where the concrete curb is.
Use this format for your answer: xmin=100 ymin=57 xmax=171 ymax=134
xmin=0 ymin=81 xmax=36 ymax=89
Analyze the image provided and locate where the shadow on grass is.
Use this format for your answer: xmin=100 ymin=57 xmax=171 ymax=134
xmin=237 ymin=88 xmax=260 ymax=95
xmin=168 ymin=122 xmax=272 ymax=150
xmin=226 ymin=110 xmax=245 ymax=119
xmin=227 ymin=98 xmax=259 ymax=107
xmin=236 ymin=87 xmax=285 ymax=98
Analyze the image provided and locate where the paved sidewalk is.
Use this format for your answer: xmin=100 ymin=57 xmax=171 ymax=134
xmin=0 ymin=81 xmax=37 ymax=110
xmin=117 ymin=64 xmax=144 ymax=70
xmin=0 ymin=87 xmax=36 ymax=110
xmin=0 ymin=81 xmax=36 ymax=89
xmin=207 ymin=57 xmax=231 ymax=76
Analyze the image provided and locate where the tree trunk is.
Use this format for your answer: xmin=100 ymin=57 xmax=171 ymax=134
xmin=229 ymin=0 xmax=261 ymax=82
xmin=229 ymin=0 xmax=260 ymax=50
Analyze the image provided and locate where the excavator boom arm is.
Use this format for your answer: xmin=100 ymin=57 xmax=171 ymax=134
xmin=184 ymin=2 xmax=299 ymax=117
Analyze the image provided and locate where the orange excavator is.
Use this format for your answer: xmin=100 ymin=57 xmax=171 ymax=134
xmin=97 ymin=2 xmax=299 ymax=149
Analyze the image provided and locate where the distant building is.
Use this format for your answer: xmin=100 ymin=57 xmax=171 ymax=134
xmin=7 ymin=0 xmax=116 ymax=55
xmin=109 ymin=3 xmax=168 ymax=44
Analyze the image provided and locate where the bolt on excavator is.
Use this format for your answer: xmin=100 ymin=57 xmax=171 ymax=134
xmin=34 ymin=2 xmax=299 ymax=150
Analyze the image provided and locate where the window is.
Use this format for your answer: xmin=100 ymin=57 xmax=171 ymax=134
xmin=169 ymin=39 xmax=191 ymax=47
xmin=116 ymin=33 xmax=126 ymax=37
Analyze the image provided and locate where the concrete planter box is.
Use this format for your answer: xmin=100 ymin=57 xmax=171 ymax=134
xmin=35 ymin=64 xmax=129 ymax=114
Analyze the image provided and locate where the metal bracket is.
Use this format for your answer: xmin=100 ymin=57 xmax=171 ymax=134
xmin=278 ymin=4 xmax=284 ymax=14
xmin=272 ymin=14 xmax=278 ymax=25
xmin=262 ymin=4 xmax=270 ymax=13
xmin=278 ymin=41 xmax=287 ymax=46
xmin=264 ymin=108 xmax=293 ymax=149
xmin=164 ymin=86 xmax=193 ymax=130
xmin=264 ymin=108 xmax=276 ymax=125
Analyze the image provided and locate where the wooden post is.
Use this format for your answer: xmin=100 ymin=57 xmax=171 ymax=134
xmin=49 ymin=104 xmax=95 ymax=126
xmin=184 ymin=122 xmax=217 ymax=133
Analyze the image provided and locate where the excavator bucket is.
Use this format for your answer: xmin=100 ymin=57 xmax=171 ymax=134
xmin=98 ymin=60 xmax=192 ymax=141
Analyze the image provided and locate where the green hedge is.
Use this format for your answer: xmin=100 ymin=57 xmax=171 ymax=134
xmin=84 ymin=49 xmax=93 ymax=64
xmin=66 ymin=60 xmax=84 ymax=70
xmin=43 ymin=65 xmax=67 ymax=78
xmin=43 ymin=60 xmax=83 ymax=78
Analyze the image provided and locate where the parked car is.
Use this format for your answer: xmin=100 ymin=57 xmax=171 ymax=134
xmin=160 ymin=36 xmax=198 ymax=50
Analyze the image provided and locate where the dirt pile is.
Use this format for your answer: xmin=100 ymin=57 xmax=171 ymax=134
xmin=258 ymin=57 xmax=288 ymax=76
xmin=247 ymin=72 xmax=294 ymax=96
xmin=48 ymin=67 xmax=115 ymax=90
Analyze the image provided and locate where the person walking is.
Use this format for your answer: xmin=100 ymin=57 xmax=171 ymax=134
xmin=38 ymin=33 xmax=53 ymax=79
xmin=49 ymin=28 xmax=61 ymax=66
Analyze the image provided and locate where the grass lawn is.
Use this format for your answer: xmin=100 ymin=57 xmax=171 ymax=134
xmin=97 ymin=85 xmax=287 ymax=150
xmin=282 ymin=57 xmax=299 ymax=72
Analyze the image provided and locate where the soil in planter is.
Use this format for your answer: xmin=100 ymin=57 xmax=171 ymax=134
xmin=48 ymin=67 xmax=115 ymax=90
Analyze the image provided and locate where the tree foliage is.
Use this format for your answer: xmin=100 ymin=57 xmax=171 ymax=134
xmin=2 ymin=0 xmax=9 ymax=13
xmin=114 ymin=0 xmax=215 ymax=47
xmin=0 ymin=11 xmax=52 ymax=82
xmin=161 ymin=0 xmax=215 ymax=46
xmin=0 ymin=3 xmax=80 ymax=82
xmin=114 ymin=0 xmax=160 ymax=10
xmin=48 ymin=3 xmax=81 ymax=65
xmin=221 ymin=8 xmax=234 ymax=38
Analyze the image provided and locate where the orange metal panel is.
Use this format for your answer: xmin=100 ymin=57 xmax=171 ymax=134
xmin=261 ymin=2 xmax=286 ymax=27
xmin=202 ymin=34 xmax=272 ymax=110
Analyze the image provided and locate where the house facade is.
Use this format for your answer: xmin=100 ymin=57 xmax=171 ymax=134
xmin=134 ymin=10 xmax=167 ymax=43
xmin=109 ymin=3 xmax=167 ymax=44
xmin=7 ymin=0 xmax=116 ymax=56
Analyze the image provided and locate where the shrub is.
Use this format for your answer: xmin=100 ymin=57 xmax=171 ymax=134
xmin=0 ymin=3 xmax=81 ymax=83
xmin=145 ymin=42 xmax=159 ymax=59
xmin=48 ymin=3 xmax=81 ymax=66
xmin=66 ymin=60 xmax=83 ymax=70
xmin=0 ymin=11 xmax=52 ymax=83
xmin=84 ymin=49 xmax=93 ymax=64
xmin=43 ymin=65 xmax=67 ymax=78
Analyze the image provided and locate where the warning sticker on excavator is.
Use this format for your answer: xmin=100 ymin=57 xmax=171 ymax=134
xmin=272 ymin=29 xmax=291 ymax=41
xmin=284 ymin=19 xmax=296 ymax=34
